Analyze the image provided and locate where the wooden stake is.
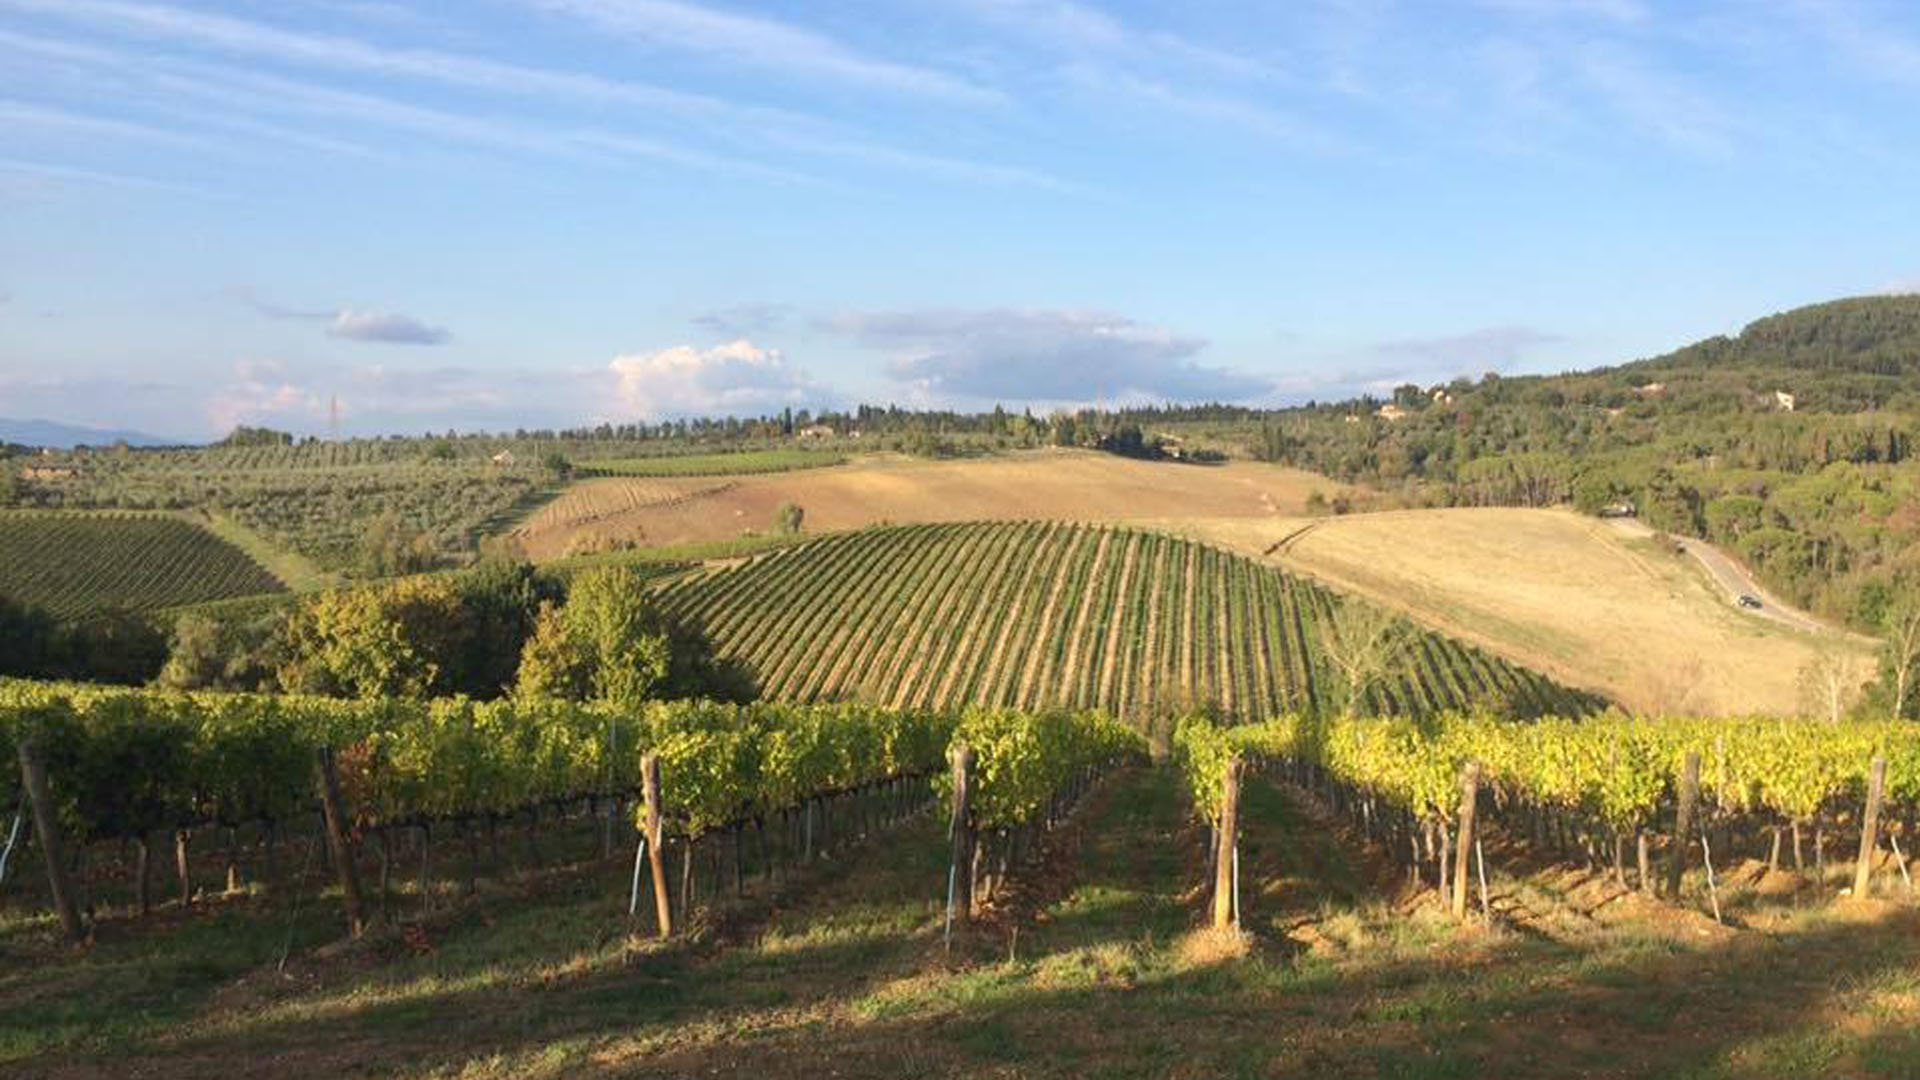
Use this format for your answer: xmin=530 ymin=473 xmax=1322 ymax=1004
xmin=315 ymin=747 xmax=369 ymax=937
xmin=18 ymin=738 xmax=85 ymax=943
xmin=1853 ymin=756 xmax=1887 ymax=898
xmin=1664 ymin=752 xmax=1701 ymax=901
xmin=949 ymin=744 xmax=976 ymax=926
xmin=641 ymin=754 xmax=672 ymax=938
xmin=1212 ymin=757 xmax=1243 ymax=930
xmin=1451 ymin=762 xmax=1481 ymax=921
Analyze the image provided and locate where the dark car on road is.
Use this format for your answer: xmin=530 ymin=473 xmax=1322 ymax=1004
xmin=1737 ymin=594 xmax=1762 ymax=610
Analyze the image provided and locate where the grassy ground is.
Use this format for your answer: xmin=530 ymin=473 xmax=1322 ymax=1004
xmin=1181 ymin=507 xmax=1874 ymax=716
xmin=6 ymin=768 xmax=1919 ymax=1078
xmin=194 ymin=510 xmax=337 ymax=593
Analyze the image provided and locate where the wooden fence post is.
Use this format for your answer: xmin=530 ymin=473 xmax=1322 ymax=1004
xmin=1212 ymin=757 xmax=1244 ymax=930
xmin=315 ymin=747 xmax=369 ymax=937
xmin=949 ymin=744 xmax=976 ymax=926
xmin=1854 ymin=756 xmax=1888 ymax=898
xmin=1451 ymin=762 xmax=1481 ymax=921
xmin=642 ymin=754 xmax=672 ymax=938
xmin=17 ymin=738 xmax=85 ymax=943
xmin=1664 ymin=752 xmax=1701 ymax=901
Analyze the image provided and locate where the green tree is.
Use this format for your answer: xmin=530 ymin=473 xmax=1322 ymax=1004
xmin=278 ymin=577 xmax=471 ymax=698
xmin=1878 ymin=592 xmax=1920 ymax=720
xmin=358 ymin=510 xmax=439 ymax=578
xmin=515 ymin=566 xmax=672 ymax=705
xmin=449 ymin=557 xmax=563 ymax=697
xmin=773 ymin=501 xmax=805 ymax=535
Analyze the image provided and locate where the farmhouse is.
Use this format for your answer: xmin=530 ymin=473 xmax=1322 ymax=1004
xmin=490 ymin=450 xmax=517 ymax=467
xmin=1376 ymin=404 xmax=1408 ymax=421
xmin=1774 ymin=390 xmax=1796 ymax=412
xmin=797 ymin=423 xmax=836 ymax=440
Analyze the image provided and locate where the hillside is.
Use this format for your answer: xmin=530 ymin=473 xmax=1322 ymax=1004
xmin=654 ymin=520 xmax=1602 ymax=720
xmin=1176 ymin=508 xmax=1877 ymax=716
xmin=1243 ymin=296 xmax=1920 ymax=638
xmin=511 ymin=450 xmax=1352 ymax=560
xmin=0 ymin=511 xmax=285 ymax=618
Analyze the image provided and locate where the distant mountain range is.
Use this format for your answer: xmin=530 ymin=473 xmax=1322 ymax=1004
xmin=0 ymin=418 xmax=185 ymax=449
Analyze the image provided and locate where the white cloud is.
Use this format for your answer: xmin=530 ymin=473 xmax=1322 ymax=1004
xmin=206 ymin=359 xmax=329 ymax=433
xmin=525 ymin=0 xmax=1002 ymax=104
xmin=608 ymin=339 xmax=822 ymax=418
xmin=328 ymin=309 xmax=451 ymax=345
xmin=826 ymin=308 xmax=1270 ymax=403
xmin=1881 ymin=279 xmax=1920 ymax=296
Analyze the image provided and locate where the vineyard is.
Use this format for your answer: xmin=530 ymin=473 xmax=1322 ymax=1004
xmin=1176 ymin=710 xmax=1920 ymax=929
xmin=0 ymin=680 xmax=1138 ymax=942
xmin=8 ymin=680 xmax=1920 ymax=1075
xmin=0 ymin=512 xmax=284 ymax=618
xmin=654 ymin=521 xmax=1604 ymax=720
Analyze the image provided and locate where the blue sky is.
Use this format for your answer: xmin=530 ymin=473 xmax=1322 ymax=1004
xmin=1 ymin=0 xmax=1918 ymax=439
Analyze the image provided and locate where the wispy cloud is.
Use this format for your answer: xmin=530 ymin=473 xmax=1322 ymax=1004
xmin=1477 ymin=0 xmax=1649 ymax=24
xmin=1368 ymin=325 xmax=1563 ymax=371
xmin=691 ymin=302 xmax=790 ymax=337
xmin=237 ymin=289 xmax=450 ymax=346
xmin=0 ymin=21 xmax=1058 ymax=190
xmin=0 ymin=97 xmax=211 ymax=149
xmin=1782 ymin=0 xmax=1920 ymax=87
xmin=525 ymin=0 xmax=1003 ymax=104
xmin=0 ymin=0 xmax=799 ymax=122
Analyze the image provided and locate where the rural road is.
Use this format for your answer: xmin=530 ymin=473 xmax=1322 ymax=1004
xmin=1605 ymin=519 xmax=1832 ymax=635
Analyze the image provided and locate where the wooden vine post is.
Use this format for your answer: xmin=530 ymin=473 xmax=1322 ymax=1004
xmin=641 ymin=754 xmax=672 ymax=938
xmin=1212 ymin=757 xmax=1244 ymax=929
xmin=1854 ymin=756 xmax=1888 ymax=898
xmin=315 ymin=747 xmax=370 ymax=937
xmin=1451 ymin=762 xmax=1481 ymax=921
xmin=17 ymin=737 xmax=85 ymax=943
xmin=1664 ymin=751 xmax=1701 ymax=901
xmin=949 ymin=744 xmax=976 ymax=927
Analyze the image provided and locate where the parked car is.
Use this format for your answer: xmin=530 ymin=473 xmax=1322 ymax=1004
xmin=1737 ymin=594 xmax=1762 ymax=610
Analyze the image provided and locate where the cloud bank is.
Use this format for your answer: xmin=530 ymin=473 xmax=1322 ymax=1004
xmin=608 ymin=339 xmax=821 ymax=418
xmin=826 ymin=308 xmax=1271 ymax=403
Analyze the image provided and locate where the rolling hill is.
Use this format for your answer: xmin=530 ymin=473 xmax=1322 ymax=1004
xmin=0 ymin=511 xmax=285 ymax=619
xmin=654 ymin=520 xmax=1603 ymax=721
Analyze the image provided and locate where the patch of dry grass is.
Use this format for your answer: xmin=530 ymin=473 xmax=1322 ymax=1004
xmin=1181 ymin=506 xmax=1873 ymax=716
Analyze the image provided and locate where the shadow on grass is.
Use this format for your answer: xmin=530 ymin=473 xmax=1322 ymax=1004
xmin=12 ymin=768 xmax=1920 ymax=1080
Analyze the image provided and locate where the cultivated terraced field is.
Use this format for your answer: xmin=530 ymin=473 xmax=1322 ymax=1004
xmin=0 ymin=512 xmax=285 ymax=618
xmin=656 ymin=521 xmax=1601 ymax=720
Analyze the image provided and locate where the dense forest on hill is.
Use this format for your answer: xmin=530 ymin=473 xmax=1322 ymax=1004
xmin=1239 ymin=296 xmax=1920 ymax=634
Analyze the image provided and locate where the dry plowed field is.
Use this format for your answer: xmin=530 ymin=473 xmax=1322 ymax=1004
xmin=511 ymin=451 xmax=1349 ymax=560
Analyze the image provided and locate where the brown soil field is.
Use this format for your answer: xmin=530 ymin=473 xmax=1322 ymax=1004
xmin=510 ymin=450 xmax=1348 ymax=561
xmin=1169 ymin=507 xmax=1878 ymax=717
